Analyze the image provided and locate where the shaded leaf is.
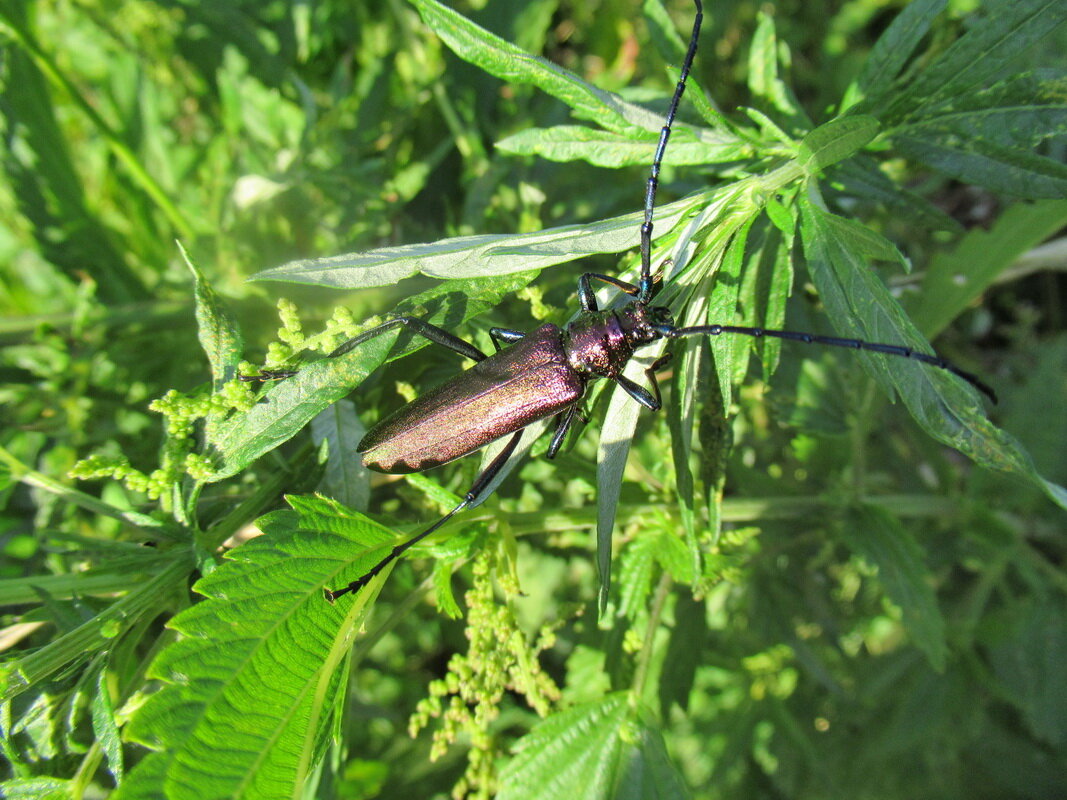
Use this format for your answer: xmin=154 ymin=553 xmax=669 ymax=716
xmin=893 ymin=133 xmax=1067 ymax=199
xmin=984 ymin=595 xmax=1067 ymax=746
xmin=798 ymin=193 xmax=1067 ymax=510
xmin=841 ymin=505 xmax=946 ymax=670
xmin=886 ymin=0 xmax=1067 ymax=122
xmin=852 ymin=0 xmax=947 ymax=107
xmin=912 ymin=199 xmax=1067 ymax=337
xmin=658 ymin=593 xmax=707 ymax=714
xmin=310 ymin=399 xmax=371 ymax=512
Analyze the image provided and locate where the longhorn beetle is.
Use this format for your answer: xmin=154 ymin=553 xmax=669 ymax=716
xmin=251 ymin=0 xmax=996 ymax=603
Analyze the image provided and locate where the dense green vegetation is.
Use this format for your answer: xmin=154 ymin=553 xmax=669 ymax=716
xmin=1 ymin=0 xmax=1065 ymax=798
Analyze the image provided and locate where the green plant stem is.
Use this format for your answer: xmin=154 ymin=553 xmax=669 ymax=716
xmin=418 ymin=493 xmax=959 ymax=541
xmin=631 ymin=571 xmax=673 ymax=701
xmin=0 ymin=553 xmax=193 ymax=703
xmin=0 ymin=301 xmax=189 ymax=342
xmin=0 ymin=555 xmax=175 ymax=605
xmin=71 ymin=741 xmax=104 ymax=800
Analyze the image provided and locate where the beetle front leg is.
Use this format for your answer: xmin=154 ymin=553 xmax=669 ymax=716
xmin=613 ymin=352 xmax=673 ymax=411
xmin=577 ymin=273 xmax=641 ymax=312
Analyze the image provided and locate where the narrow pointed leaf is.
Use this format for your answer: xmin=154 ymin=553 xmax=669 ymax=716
xmin=887 ymin=0 xmax=1067 ymax=120
xmin=496 ymin=126 xmax=749 ymax=168
xmin=253 ymin=197 xmax=703 ymax=288
xmin=798 ymin=193 xmax=1067 ymax=510
xmin=853 ymin=0 xmax=946 ymax=105
xmin=797 ymin=116 xmax=880 ymax=174
xmin=409 ymin=0 xmax=665 ymax=133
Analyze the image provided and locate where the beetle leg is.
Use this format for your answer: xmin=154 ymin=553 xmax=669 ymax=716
xmin=546 ymin=404 xmax=582 ymax=459
xmin=325 ymin=429 xmax=525 ymax=602
xmin=489 ymin=328 xmax=526 ymax=352
xmin=614 ymin=353 xmax=672 ymax=411
xmin=329 ymin=316 xmax=488 ymax=363
xmin=578 ymin=273 xmax=641 ymax=312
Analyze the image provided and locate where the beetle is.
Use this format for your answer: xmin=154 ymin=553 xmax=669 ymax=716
xmin=251 ymin=0 xmax=995 ymax=602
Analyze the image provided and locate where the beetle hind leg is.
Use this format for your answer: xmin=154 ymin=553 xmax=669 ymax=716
xmin=325 ymin=429 xmax=525 ymax=602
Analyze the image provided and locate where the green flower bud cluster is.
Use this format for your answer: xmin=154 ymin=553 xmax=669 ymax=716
xmin=69 ymin=376 xmax=256 ymax=512
xmin=408 ymin=554 xmax=560 ymax=800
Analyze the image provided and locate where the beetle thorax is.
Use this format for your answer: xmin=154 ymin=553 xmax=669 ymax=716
xmin=564 ymin=303 xmax=666 ymax=378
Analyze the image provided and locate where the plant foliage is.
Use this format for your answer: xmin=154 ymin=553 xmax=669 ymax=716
xmin=1 ymin=0 xmax=1066 ymax=798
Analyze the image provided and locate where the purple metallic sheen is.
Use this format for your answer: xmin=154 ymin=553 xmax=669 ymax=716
xmin=359 ymin=323 xmax=584 ymax=474
xmin=564 ymin=312 xmax=632 ymax=377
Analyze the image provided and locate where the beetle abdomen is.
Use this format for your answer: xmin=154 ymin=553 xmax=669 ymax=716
xmin=359 ymin=324 xmax=583 ymax=473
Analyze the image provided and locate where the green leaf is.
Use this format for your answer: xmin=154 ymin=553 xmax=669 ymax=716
xmin=747 ymin=12 xmax=798 ymax=118
xmin=904 ymin=71 xmax=1067 ymax=149
xmin=433 ymin=560 xmax=462 ymax=620
xmin=90 ymin=662 xmax=123 ymax=782
xmin=119 ymin=499 xmax=397 ymax=800
xmin=617 ymin=535 xmax=657 ymax=621
xmin=253 ymin=196 xmax=704 ymax=288
xmin=658 ymin=592 xmax=707 ymax=714
xmin=852 ymin=0 xmax=946 ymax=107
xmin=798 ymin=192 xmax=1067 ymax=510
xmin=706 ymin=217 xmax=753 ymax=409
xmin=840 ymin=505 xmax=947 ymax=670
xmin=763 ymin=196 xmax=794 ymax=237
xmin=984 ymin=595 xmax=1067 ymax=746
xmin=496 ymin=126 xmax=749 ymax=168
xmin=597 ymin=348 xmax=664 ymax=614
xmin=181 ymin=243 xmax=242 ymax=391
xmin=829 ymin=158 xmax=961 ymax=233
xmin=893 ymin=135 xmax=1067 ymax=199
xmin=818 ymin=212 xmax=906 ymax=269
xmin=886 ymin=0 xmax=1067 ymax=121
xmin=410 ymin=0 xmax=661 ymax=134
xmin=797 ymin=115 xmax=880 ymax=174
xmin=666 ymin=339 xmax=703 ymax=572
xmin=912 ymin=200 xmax=1067 ymax=337
xmin=310 ymin=399 xmax=371 ymax=512
xmin=498 ymin=693 xmax=689 ymax=800
xmin=205 ymin=274 xmax=530 ymax=481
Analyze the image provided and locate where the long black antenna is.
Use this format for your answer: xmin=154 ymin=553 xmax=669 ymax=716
xmin=633 ymin=0 xmax=994 ymax=404
xmin=666 ymin=323 xmax=998 ymax=403
xmin=639 ymin=0 xmax=703 ymax=303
